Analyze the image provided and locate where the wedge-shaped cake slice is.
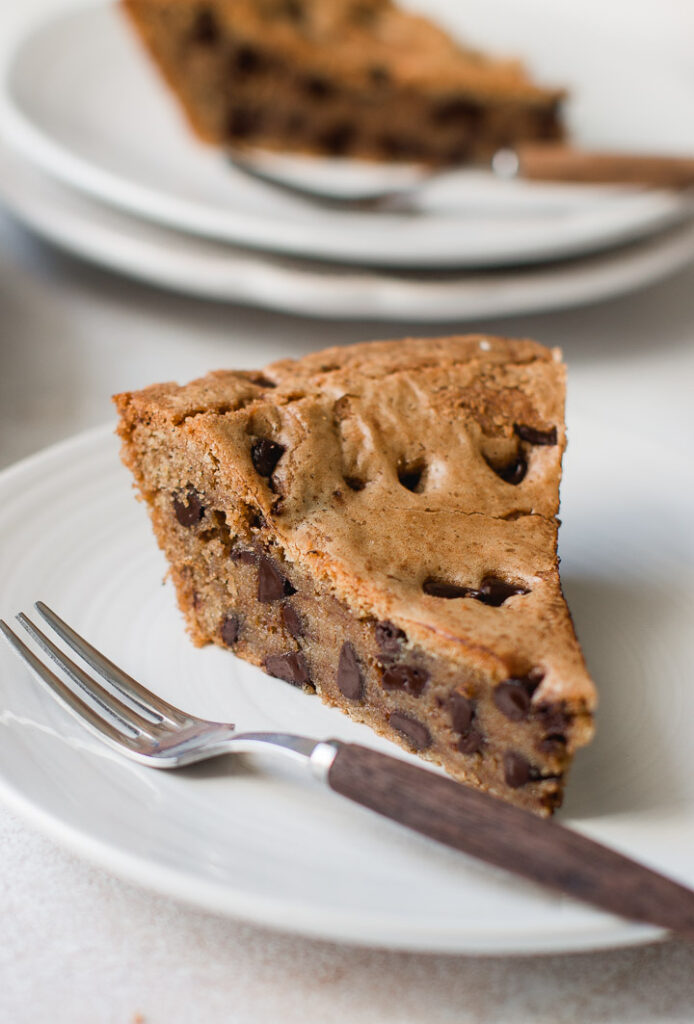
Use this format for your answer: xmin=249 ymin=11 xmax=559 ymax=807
xmin=122 ymin=0 xmax=564 ymax=164
xmin=114 ymin=336 xmax=595 ymax=814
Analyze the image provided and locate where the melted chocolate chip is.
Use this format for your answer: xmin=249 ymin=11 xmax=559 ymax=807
xmin=257 ymin=555 xmax=295 ymax=602
xmin=449 ymin=692 xmax=474 ymax=734
xmin=375 ymin=620 xmax=406 ymax=661
xmin=190 ymin=8 xmax=219 ymax=45
xmin=495 ymin=454 xmax=528 ymax=485
xmin=389 ymin=712 xmax=431 ymax=751
xmin=343 ymin=475 xmax=366 ymax=492
xmin=514 ymin=423 xmax=558 ymax=446
xmin=503 ymin=751 xmax=535 ymax=788
xmin=477 ymin=576 xmax=530 ymax=607
xmin=534 ymin=701 xmax=571 ymax=734
xmin=172 ymin=486 xmax=205 ymax=527
xmin=319 ymin=122 xmax=356 ymax=155
xmin=281 ymin=0 xmax=304 ymax=21
xmin=424 ymin=576 xmax=528 ymax=606
xmin=233 ymin=44 xmax=264 ymax=75
xmin=227 ymin=106 xmax=261 ymax=138
xmin=432 ymin=97 xmax=483 ymax=126
xmin=369 ymin=64 xmax=390 ymax=86
xmin=281 ymin=603 xmax=304 ymax=639
xmin=251 ymin=438 xmax=285 ymax=478
xmin=302 ymin=74 xmax=335 ymax=100
xmin=230 ymin=546 xmax=257 ymax=565
xmin=381 ymin=664 xmax=429 ymax=697
xmin=423 ymin=579 xmax=475 ymax=599
xmin=378 ymin=135 xmax=422 ymax=160
xmin=494 ymin=680 xmax=532 ymax=721
xmin=457 ymin=729 xmax=484 ymax=755
xmin=537 ymin=734 xmax=567 ymax=757
xmin=220 ymin=614 xmax=240 ymax=646
xmin=336 ymin=642 xmax=363 ymax=701
xmin=397 ymin=459 xmax=424 ymax=492
xmin=264 ymin=652 xmax=310 ymax=687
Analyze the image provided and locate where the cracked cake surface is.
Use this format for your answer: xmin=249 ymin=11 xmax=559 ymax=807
xmin=122 ymin=0 xmax=564 ymax=164
xmin=114 ymin=335 xmax=596 ymax=815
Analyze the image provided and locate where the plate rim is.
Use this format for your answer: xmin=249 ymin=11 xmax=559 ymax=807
xmin=0 ymin=1 xmax=690 ymax=270
xmin=0 ymin=425 xmax=670 ymax=954
xmin=2 ymin=143 xmax=694 ymax=323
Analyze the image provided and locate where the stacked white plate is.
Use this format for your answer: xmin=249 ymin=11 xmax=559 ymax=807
xmin=1 ymin=0 xmax=693 ymax=319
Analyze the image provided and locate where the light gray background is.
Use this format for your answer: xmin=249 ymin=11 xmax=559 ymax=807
xmin=2 ymin=1 xmax=694 ymax=1021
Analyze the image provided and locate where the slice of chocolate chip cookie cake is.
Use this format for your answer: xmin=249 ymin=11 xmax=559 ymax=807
xmin=114 ymin=335 xmax=595 ymax=815
xmin=122 ymin=0 xmax=564 ymax=164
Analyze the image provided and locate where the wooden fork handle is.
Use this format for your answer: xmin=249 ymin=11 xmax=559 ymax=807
xmin=515 ymin=143 xmax=694 ymax=189
xmin=327 ymin=742 xmax=694 ymax=939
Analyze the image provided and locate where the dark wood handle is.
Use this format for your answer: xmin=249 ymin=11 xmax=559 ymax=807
xmin=515 ymin=143 xmax=694 ymax=189
xmin=328 ymin=743 xmax=694 ymax=939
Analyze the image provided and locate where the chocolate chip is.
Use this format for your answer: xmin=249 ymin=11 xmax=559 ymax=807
xmin=281 ymin=603 xmax=304 ymax=638
xmin=230 ymin=546 xmax=257 ymax=565
xmin=220 ymin=614 xmax=240 ymax=646
xmin=389 ymin=712 xmax=431 ymax=751
xmin=494 ymin=454 xmax=528 ymax=485
xmin=537 ymin=734 xmax=567 ymax=757
xmin=534 ymin=701 xmax=571 ymax=734
xmin=319 ymin=123 xmax=356 ymax=155
xmin=381 ymin=664 xmax=428 ymax=696
xmin=343 ymin=475 xmax=366 ymax=492
xmin=264 ymin=652 xmax=311 ymax=687
xmin=257 ymin=555 xmax=295 ymax=602
xmin=432 ymin=97 xmax=483 ymax=126
xmin=375 ymin=620 xmax=406 ymax=661
xmin=251 ymin=438 xmax=285 ymax=478
xmin=172 ymin=486 xmax=205 ymax=527
xmin=368 ymin=64 xmax=390 ymax=86
xmin=227 ymin=106 xmax=261 ymax=138
xmin=477 ymin=576 xmax=530 ymax=607
xmin=458 ymin=729 xmax=484 ymax=755
xmin=423 ymin=578 xmax=475 ymax=599
xmin=190 ymin=8 xmax=218 ymax=45
xmin=336 ymin=642 xmax=363 ymax=701
xmin=280 ymin=0 xmax=304 ymax=21
xmin=449 ymin=692 xmax=474 ymax=734
xmin=233 ymin=44 xmax=264 ymax=75
xmin=397 ymin=459 xmax=424 ymax=492
xmin=514 ymin=423 xmax=558 ymax=446
xmin=378 ymin=135 xmax=422 ymax=160
xmin=302 ymin=74 xmax=335 ymax=100
xmin=494 ymin=681 xmax=532 ymax=721
xmin=504 ymin=751 xmax=534 ymax=788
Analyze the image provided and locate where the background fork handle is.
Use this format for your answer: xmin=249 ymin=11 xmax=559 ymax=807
xmin=326 ymin=742 xmax=694 ymax=939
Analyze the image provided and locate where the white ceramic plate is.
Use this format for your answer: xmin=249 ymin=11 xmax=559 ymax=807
xmin=1 ymin=422 xmax=693 ymax=953
xmin=1 ymin=2 xmax=692 ymax=268
xmin=2 ymin=145 xmax=694 ymax=321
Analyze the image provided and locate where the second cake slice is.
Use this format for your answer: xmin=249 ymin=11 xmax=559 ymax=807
xmin=114 ymin=335 xmax=595 ymax=814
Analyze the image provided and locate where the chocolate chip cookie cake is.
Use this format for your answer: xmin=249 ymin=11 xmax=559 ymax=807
xmin=114 ymin=336 xmax=595 ymax=815
xmin=122 ymin=0 xmax=564 ymax=164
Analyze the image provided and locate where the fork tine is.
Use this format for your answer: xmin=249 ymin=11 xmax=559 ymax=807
xmin=16 ymin=614 xmax=161 ymax=740
xmin=35 ymin=601 xmax=190 ymax=725
xmin=1 ymin=619 xmax=142 ymax=752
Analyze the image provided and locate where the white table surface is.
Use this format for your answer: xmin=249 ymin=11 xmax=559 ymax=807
xmin=2 ymin=2 xmax=694 ymax=1022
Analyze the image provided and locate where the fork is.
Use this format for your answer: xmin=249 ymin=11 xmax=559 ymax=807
xmin=3 ymin=602 xmax=694 ymax=941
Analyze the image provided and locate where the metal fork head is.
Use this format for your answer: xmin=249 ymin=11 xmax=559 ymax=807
xmin=0 ymin=604 xmax=238 ymax=767
xmin=0 ymin=603 xmax=325 ymax=771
